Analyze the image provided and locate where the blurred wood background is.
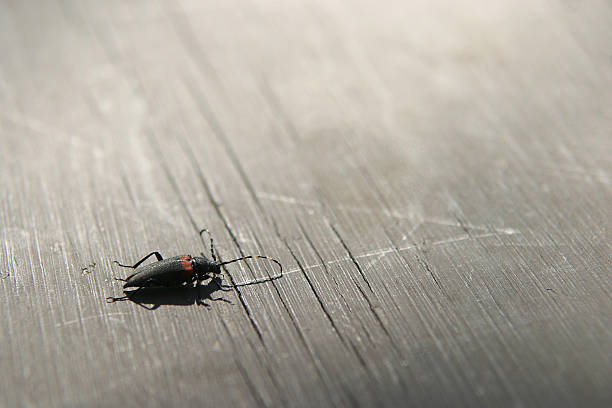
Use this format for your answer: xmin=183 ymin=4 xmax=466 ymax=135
xmin=1 ymin=0 xmax=610 ymax=406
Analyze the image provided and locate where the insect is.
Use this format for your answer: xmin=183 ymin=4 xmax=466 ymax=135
xmin=106 ymin=228 xmax=282 ymax=307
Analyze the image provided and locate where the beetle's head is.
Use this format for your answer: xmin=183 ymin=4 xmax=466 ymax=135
xmin=192 ymin=255 xmax=221 ymax=280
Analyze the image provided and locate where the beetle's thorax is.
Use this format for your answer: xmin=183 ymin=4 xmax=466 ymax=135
xmin=192 ymin=255 xmax=221 ymax=279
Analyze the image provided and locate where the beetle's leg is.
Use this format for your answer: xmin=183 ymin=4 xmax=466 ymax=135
xmin=114 ymin=252 xmax=163 ymax=269
xmin=210 ymin=296 xmax=231 ymax=304
xmin=106 ymin=287 xmax=142 ymax=303
xmin=212 ymin=277 xmax=233 ymax=292
xmin=106 ymin=294 xmax=129 ymax=303
xmin=209 ymin=278 xmax=232 ymax=303
xmin=197 ymin=299 xmax=211 ymax=307
xmin=107 ymin=287 xmax=161 ymax=310
xmin=106 ymin=287 xmax=143 ymax=303
xmin=133 ymin=301 xmax=160 ymax=311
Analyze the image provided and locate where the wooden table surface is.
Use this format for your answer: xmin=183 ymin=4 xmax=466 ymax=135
xmin=1 ymin=1 xmax=610 ymax=407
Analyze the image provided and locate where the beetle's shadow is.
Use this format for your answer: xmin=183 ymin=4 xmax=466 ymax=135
xmin=108 ymin=278 xmax=232 ymax=310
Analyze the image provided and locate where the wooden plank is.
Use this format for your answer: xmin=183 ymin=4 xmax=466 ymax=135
xmin=1 ymin=0 xmax=611 ymax=406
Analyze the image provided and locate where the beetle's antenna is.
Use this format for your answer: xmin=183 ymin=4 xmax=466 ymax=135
xmin=218 ymin=255 xmax=283 ymax=287
xmin=199 ymin=228 xmax=216 ymax=262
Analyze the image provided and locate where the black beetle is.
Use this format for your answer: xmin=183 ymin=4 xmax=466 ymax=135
xmin=106 ymin=229 xmax=282 ymax=306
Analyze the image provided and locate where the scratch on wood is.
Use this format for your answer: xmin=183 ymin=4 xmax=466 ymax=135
xmin=56 ymin=313 xmax=129 ymax=328
xmin=257 ymin=191 xmax=519 ymax=235
xmin=257 ymin=191 xmax=417 ymax=220
xmin=281 ymin=230 xmax=521 ymax=278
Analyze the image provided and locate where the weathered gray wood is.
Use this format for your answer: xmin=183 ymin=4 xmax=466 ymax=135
xmin=1 ymin=0 xmax=611 ymax=406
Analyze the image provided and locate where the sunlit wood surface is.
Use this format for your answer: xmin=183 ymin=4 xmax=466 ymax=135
xmin=1 ymin=1 xmax=611 ymax=406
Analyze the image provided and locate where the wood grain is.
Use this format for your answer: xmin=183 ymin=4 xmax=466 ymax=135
xmin=1 ymin=0 xmax=611 ymax=406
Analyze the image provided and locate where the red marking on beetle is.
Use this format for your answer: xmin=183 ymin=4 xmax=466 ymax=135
xmin=181 ymin=259 xmax=194 ymax=278
xmin=180 ymin=255 xmax=191 ymax=260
